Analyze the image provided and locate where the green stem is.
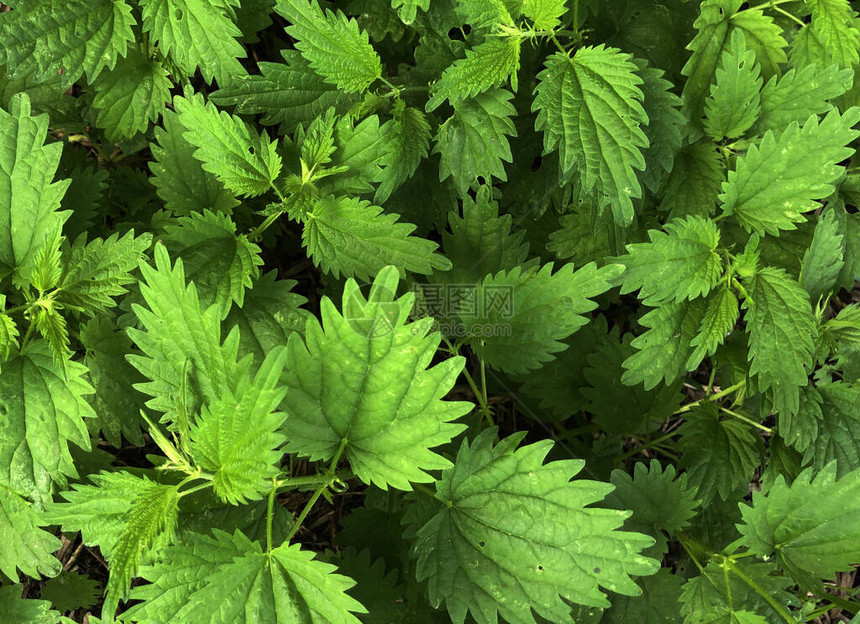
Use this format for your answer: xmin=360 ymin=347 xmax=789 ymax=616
xmin=266 ymin=480 xmax=277 ymax=552
xmin=721 ymin=557 xmax=796 ymax=624
xmin=177 ymin=481 xmax=213 ymax=498
xmin=674 ymin=380 xmax=746 ymax=415
xmin=719 ymin=406 xmax=772 ymax=433
xmin=616 ymin=429 xmax=679 ymax=461
xmin=771 ymin=4 xmax=806 ymax=26
xmin=677 ymin=535 xmax=705 ymax=573
xmin=461 ymin=365 xmax=493 ymax=425
xmin=275 ymin=470 xmax=354 ymax=490
xmin=285 ymin=438 xmax=348 ymax=542
xmin=745 ymin=0 xmax=799 ymax=11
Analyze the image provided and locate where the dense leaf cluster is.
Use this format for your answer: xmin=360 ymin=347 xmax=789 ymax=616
xmin=1 ymin=0 xmax=860 ymax=622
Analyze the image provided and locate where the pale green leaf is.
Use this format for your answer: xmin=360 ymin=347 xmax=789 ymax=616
xmin=791 ymin=0 xmax=860 ymax=70
xmin=720 ymin=108 xmax=860 ymax=236
xmin=753 ymin=63 xmax=854 ymax=136
xmin=0 ymin=94 xmax=70 ymax=281
xmin=533 ymin=46 xmax=648 ymax=225
xmin=434 ymin=88 xmax=517 ymax=195
xmin=739 ymin=463 xmax=860 ymax=582
xmin=300 ymin=195 xmax=450 ymax=281
xmin=140 ymin=0 xmax=247 ymax=84
xmin=638 ymin=65 xmax=685 ymax=193
xmin=742 ymin=267 xmax=817 ymax=415
xmin=28 ymin=228 xmax=62 ymax=293
xmin=0 ymin=482 xmax=61 ymax=581
xmin=408 ymin=429 xmax=658 ymax=624
xmin=703 ymin=29 xmax=762 ymax=141
xmin=619 ymin=216 xmax=724 ymax=306
xmin=103 ymin=483 xmax=180 ymax=616
xmin=426 ymin=37 xmax=522 ymax=111
xmin=127 ymin=244 xmax=240 ymax=420
xmin=282 ymin=266 xmax=471 ymax=490
xmin=33 ymin=305 xmax=70 ymax=365
xmin=0 ymin=311 xmax=18 ymax=361
xmin=0 ymin=0 xmax=135 ymax=88
xmin=0 ymin=342 xmax=92 ymax=504
xmin=522 ymin=0 xmax=566 ymax=30
xmin=124 ymin=529 xmax=366 ymax=623
xmin=189 ymin=347 xmax=288 ymax=504
xmin=392 ymin=0 xmax=431 ymax=24
xmin=57 ymin=230 xmax=152 ymax=314
xmin=92 ymin=49 xmax=172 ymax=140
xmin=275 ymin=0 xmax=382 ymax=93
xmin=174 ymin=92 xmax=283 ymax=198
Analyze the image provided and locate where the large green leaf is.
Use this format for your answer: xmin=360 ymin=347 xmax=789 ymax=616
xmin=407 ymin=429 xmax=658 ymax=624
xmin=281 ymin=266 xmax=471 ymax=490
xmin=0 ymin=482 xmax=61 ymax=581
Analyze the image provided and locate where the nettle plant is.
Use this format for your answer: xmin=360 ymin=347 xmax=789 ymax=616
xmin=1 ymin=0 xmax=860 ymax=622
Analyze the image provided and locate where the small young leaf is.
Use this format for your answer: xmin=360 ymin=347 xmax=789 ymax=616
xmin=703 ymin=29 xmax=762 ymax=141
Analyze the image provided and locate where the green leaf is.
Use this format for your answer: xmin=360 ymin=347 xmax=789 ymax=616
xmin=791 ymin=0 xmax=860 ymax=70
xmin=0 ymin=342 xmax=93 ymax=504
xmin=57 ymin=230 xmax=152 ymax=314
xmin=33 ymin=304 xmax=71 ymax=366
xmin=0 ymin=586 xmax=62 ymax=624
xmin=149 ymin=109 xmax=239 ymax=216
xmin=739 ymin=463 xmax=860 ymax=582
xmin=29 ymin=228 xmax=62 ymax=293
xmin=223 ymin=270 xmax=310 ymax=370
xmin=39 ymin=572 xmax=100 ymax=613
xmin=522 ymin=0 xmax=567 ymax=30
xmin=622 ymin=299 xmax=707 ymax=389
xmin=801 ymin=382 xmax=860 ymax=477
xmin=687 ymin=285 xmax=740 ymax=370
xmin=619 ymin=217 xmax=724 ymax=306
xmin=0 ymin=0 xmax=135 ymax=88
xmin=103 ymin=482 xmax=180 ymax=616
xmin=678 ymin=405 xmax=760 ymax=503
xmin=606 ymin=460 xmax=701 ymax=536
xmin=0 ymin=310 xmax=18 ymax=361
xmin=300 ymin=195 xmax=450 ymax=281
xmin=680 ymin=560 xmax=795 ymax=624
xmin=0 ymin=94 xmax=70 ymax=281
xmin=408 ymin=429 xmax=658 ymax=624
xmin=0 ymin=482 xmax=61 ymax=581
xmin=703 ymin=29 xmax=762 ymax=141
xmin=189 ymin=347 xmax=288 ymax=504
xmin=44 ymin=471 xmax=158 ymax=558
xmin=320 ymin=114 xmax=391 ymax=196
xmin=162 ymin=210 xmax=263 ymax=319
xmin=374 ymin=101 xmax=432 ymax=203
xmin=720 ymin=108 xmax=860 ymax=236
xmin=533 ymin=46 xmax=648 ymax=225
xmin=638 ymin=65 xmax=685 ymax=194
xmin=426 ymin=36 xmax=522 ymax=111
xmin=658 ymin=142 xmax=724 ymax=220
xmin=681 ymin=0 xmax=787 ymax=127
xmin=742 ymin=267 xmax=817 ymax=415
xmin=127 ymin=244 xmax=240 ymax=420
xmin=211 ymin=51 xmax=361 ymax=129
xmin=460 ymin=262 xmax=624 ymax=375
xmin=800 ymin=209 xmax=844 ymax=301
xmin=125 ymin=529 xmax=366 ymax=623
xmin=753 ymin=63 xmax=854 ymax=136
xmin=79 ymin=317 xmax=147 ymax=448
xmin=391 ymin=0 xmax=431 ymax=24
xmin=436 ymin=184 xmax=529 ymax=285
xmin=281 ymin=266 xmax=470 ymax=490
xmin=275 ymin=0 xmax=382 ymax=93
xmin=174 ymin=92 xmax=283 ymax=198
xmin=139 ymin=0 xmax=246 ymax=84
xmin=434 ymin=88 xmax=517 ymax=195
xmin=92 ymin=49 xmax=172 ymax=140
